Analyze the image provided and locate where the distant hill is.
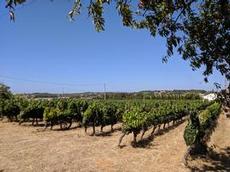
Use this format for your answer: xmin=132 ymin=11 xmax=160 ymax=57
xmin=16 ymin=89 xmax=208 ymax=100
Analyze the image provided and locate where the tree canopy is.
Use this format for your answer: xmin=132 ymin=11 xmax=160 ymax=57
xmin=0 ymin=83 xmax=12 ymax=100
xmin=4 ymin=0 xmax=230 ymax=82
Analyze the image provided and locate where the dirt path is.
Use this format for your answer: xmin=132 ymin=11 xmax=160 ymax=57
xmin=0 ymin=120 xmax=190 ymax=172
xmin=187 ymin=114 xmax=230 ymax=171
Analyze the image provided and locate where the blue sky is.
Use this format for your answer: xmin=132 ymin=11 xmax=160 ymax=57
xmin=0 ymin=0 xmax=226 ymax=93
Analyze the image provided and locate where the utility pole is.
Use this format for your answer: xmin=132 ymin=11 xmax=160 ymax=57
xmin=103 ymin=83 xmax=106 ymax=100
xmin=62 ymin=87 xmax=64 ymax=98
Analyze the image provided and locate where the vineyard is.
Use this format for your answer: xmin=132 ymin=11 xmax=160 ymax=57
xmin=0 ymin=96 xmax=219 ymax=143
xmin=0 ymin=92 xmax=226 ymax=171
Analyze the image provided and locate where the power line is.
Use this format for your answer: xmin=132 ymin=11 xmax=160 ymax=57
xmin=0 ymin=75 xmax=104 ymax=87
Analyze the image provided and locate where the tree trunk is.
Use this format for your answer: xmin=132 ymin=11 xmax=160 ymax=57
xmin=158 ymin=125 xmax=161 ymax=131
xmin=183 ymin=146 xmax=193 ymax=166
xmin=151 ymin=126 xmax=156 ymax=135
xmin=141 ymin=129 xmax=146 ymax=140
xmin=133 ymin=131 xmax=137 ymax=143
xmin=32 ymin=118 xmax=35 ymax=126
xmin=44 ymin=122 xmax=48 ymax=130
xmin=92 ymin=121 xmax=95 ymax=136
xmin=167 ymin=122 xmax=170 ymax=127
xmin=101 ymin=125 xmax=103 ymax=132
xmin=50 ymin=122 xmax=53 ymax=130
xmin=192 ymin=141 xmax=208 ymax=155
xmin=118 ymin=132 xmax=126 ymax=147
xmin=84 ymin=125 xmax=87 ymax=133
xmin=19 ymin=120 xmax=22 ymax=125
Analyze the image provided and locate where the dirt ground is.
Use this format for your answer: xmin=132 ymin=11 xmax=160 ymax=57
xmin=0 ymin=115 xmax=229 ymax=172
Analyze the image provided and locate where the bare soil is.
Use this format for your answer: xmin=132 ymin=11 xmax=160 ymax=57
xmin=0 ymin=115 xmax=229 ymax=172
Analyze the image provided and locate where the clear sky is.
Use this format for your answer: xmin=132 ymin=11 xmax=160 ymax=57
xmin=0 ymin=0 xmax=226 ymax=93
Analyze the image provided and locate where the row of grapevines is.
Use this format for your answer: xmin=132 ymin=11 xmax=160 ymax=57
xmin=184 ymin=102 xmax=221 ymax=154
xmin=43 ymin=99 xmax=88 ymax=130
xmin=118 ymin=100 xmax=212 ymax=146
xmin=82 ymin=100 xmax=125 ymax=135
xmin=0 ymin=96 xmax=212 ymax=136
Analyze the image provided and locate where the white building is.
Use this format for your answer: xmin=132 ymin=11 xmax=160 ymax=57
xmin=202 ymin=93 xmax=217 ymax=101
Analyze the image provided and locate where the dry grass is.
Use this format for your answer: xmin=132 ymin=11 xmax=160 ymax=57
xmin=0 ymin=114 xmax=229 ymax=172
xmin=0 ymin=120 xmax=189 ymax=172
